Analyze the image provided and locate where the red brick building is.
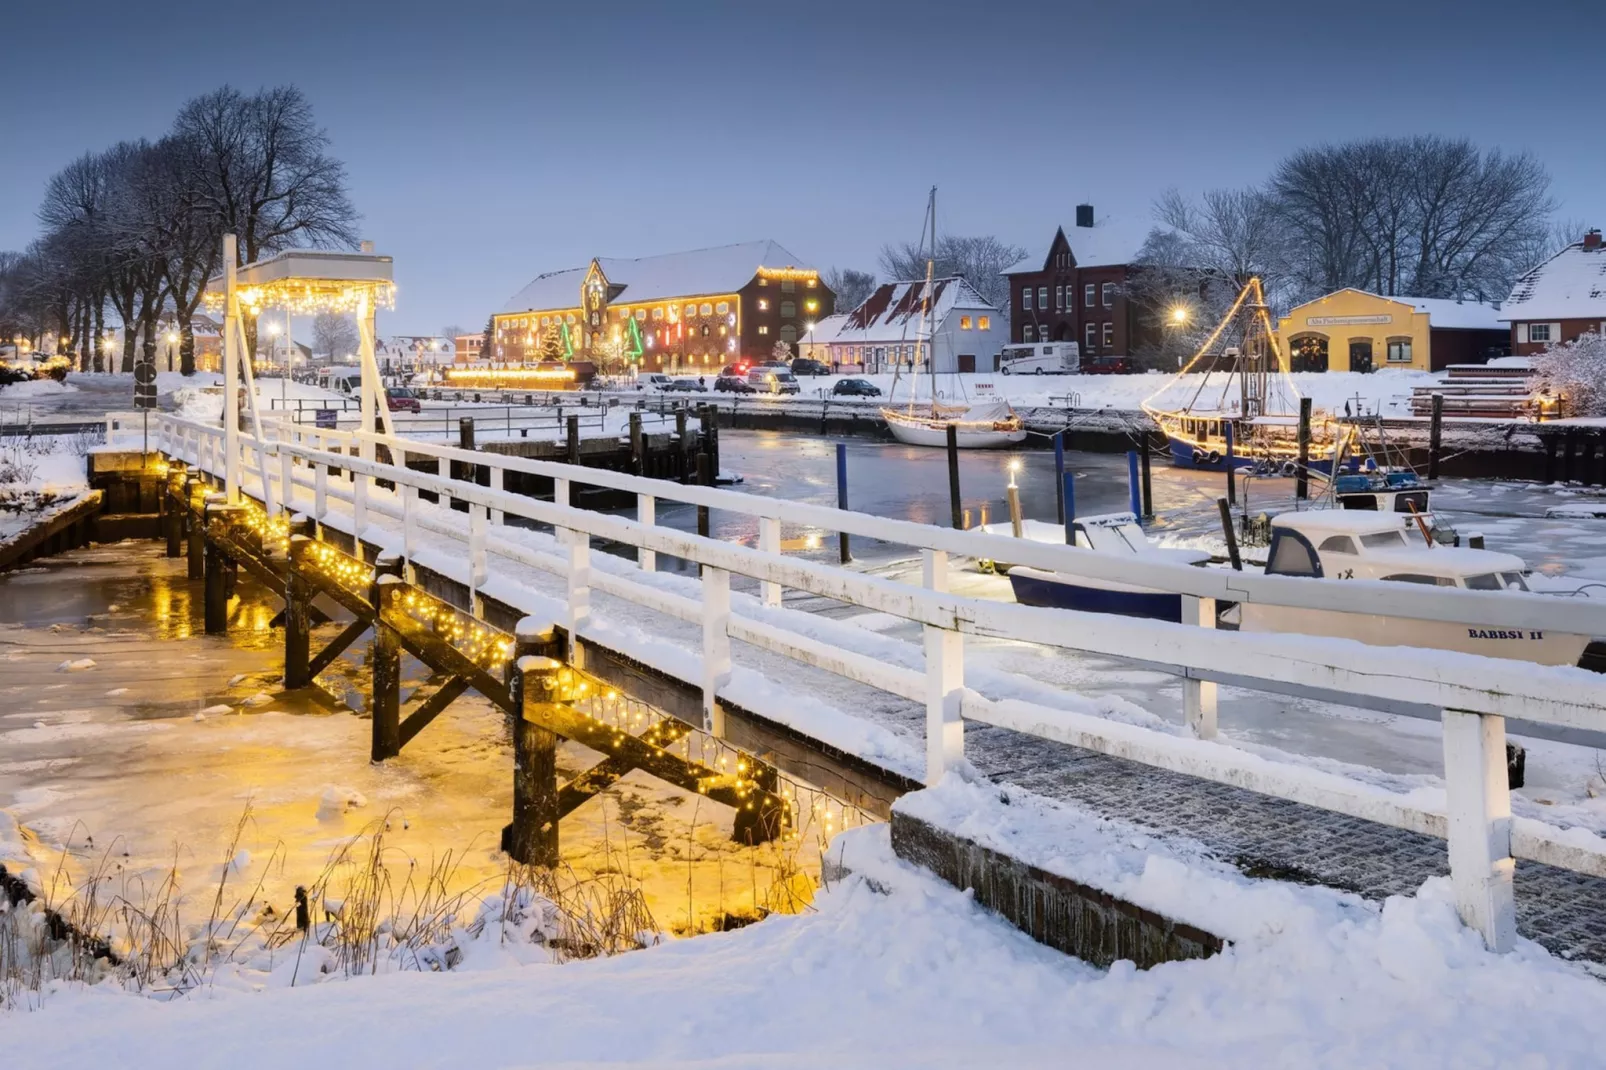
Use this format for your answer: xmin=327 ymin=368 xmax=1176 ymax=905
xmin=1502 ymin=228 xmax=1606 ymax=356
xmin=1002 ymin=206 xmax=1150 ymax=365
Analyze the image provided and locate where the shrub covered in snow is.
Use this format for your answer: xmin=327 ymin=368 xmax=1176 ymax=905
xmin=1532 ymin=330 xmax=1606 ymax=417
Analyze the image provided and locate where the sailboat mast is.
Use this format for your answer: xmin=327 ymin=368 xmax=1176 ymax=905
xmin=926 ymin=187 xmax=937 ymax=414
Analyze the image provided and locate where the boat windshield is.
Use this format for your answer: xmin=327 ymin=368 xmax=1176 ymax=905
xmin=1502 ymin=571 xmax=1529 ymax=591
xmin=1464 ymin=573 xmax=1503 ymax=591
xmin=1359 ymin=530 xmax=1408 ymax=549
xmin=1382 ymin=573 xmax=1456 ymax=586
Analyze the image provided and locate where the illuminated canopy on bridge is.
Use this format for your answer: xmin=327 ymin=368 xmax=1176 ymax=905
xmin=204 ymin=249 xmax=395 ymax=315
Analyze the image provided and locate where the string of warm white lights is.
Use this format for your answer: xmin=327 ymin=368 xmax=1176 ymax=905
xmin=202 ymin=280 xmax=397 ymax=316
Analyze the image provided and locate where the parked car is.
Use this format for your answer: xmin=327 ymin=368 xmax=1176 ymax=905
xmin=831 ymin=378 xmax=882 ymax=397
xmin=385 ymin=386 xmax=422 ymax=413
xmin=791 ymin=358 xmax=830 ymax=376
xmin=640 ymin=373 xmax=675 ymax=391
xmin=715 ymin=374 xmax=756 ymax=393
xmin=720 ymin=362 xmax=751 ymax=377
xmin=665 ymin=378 xmax=707 ymax=393
xmin=748 ymin=368 xmax=800 ymax=395
xmin=1082 ymin=356 xmax=1134 ymax=374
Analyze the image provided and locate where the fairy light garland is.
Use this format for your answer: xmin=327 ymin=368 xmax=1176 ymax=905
xmin=396 ymin=588 xmax=515 ymax=673
xmin=202 ymin=279 xmax=397 ymax=317
xmin=305 ymin=541 xmax=375 ymax=594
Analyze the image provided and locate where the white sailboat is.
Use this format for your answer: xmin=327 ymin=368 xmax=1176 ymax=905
xmin=882 ymin=188 xmax=1027 ymax=449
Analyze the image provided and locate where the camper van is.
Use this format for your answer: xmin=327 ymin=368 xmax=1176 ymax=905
xmin=999 ymin=343 xmax=1078 ymax=375
xmin=317 ymin=365 xmax=363 ymax=395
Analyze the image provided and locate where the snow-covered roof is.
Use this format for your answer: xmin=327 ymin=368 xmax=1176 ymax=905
xmin=1401 ymin=296 xmax=1504 ymax=330
xmin=826 ymin=277 xmax=995 ymax=345
xmin=1003 ymin=221 xmax=1145 ymax=275
xmin=803 ymin=313 xmax=849 ymax=345
xmin=1501 ymin=239 xmax=1606 ymax=322
xmin=502 ymin=240 xmax=815 ymax=313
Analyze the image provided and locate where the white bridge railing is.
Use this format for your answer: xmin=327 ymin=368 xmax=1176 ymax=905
xmin=149 ymin=412 xmax=1606 ymax=954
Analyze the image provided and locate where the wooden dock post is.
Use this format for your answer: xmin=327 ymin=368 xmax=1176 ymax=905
xmin=696 ymin=452 xmax=713 ymax=540
xmin=1564 ymin=429 xmax=1578 ymax=484
xmin=629 ymin=411 xmax=644 ymax=476
xmin=510 ymin=654 xmax=562 ymax=867
xmin=566 ymin=414 xmax=581 ymax=466
xmin=1139 ymin=443 xmax=1153 ymax=520
xmin=946 ymin=424 xmax=962 ymax=530
xmin=1053 ymin=432 xmax=1066 ymax=525
xmin=202 ymin=497 xmax=233 ymax=635
xmin=369 ymin=556 xmax=404 ymax=762
xmin=185 ymin=478 xmax=205 ymax=579
xmin=836 ymin=441 xmax=851 ymax=564
xmin=1427 ymin=393 xmax=1444 ymax=482
xmin=163 ymin=466 xmax=185 ymax=557
xmin=1224 ymin=421 xmax=1237 ymax=507
xmin=675 ymin=407 xmax=690 ymax=481
xmin=283 ymin=521 xmax=314 ymax=689
xmin=1296 ymin=397 xmax=1313 ymax=500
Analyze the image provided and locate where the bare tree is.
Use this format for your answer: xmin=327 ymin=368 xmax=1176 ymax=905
xmin=311 ymin=312 xmax=359 ymax=362
xmin=439 ymin=324 xmax=465 ymax=345
xmin=877 ymin=235 xmax=1024 ymax=310
xmin=822 ymin=267 xmax=876 ymax=313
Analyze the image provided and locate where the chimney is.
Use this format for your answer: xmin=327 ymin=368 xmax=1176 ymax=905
xmin=1585 ymin=229 xmax=1602 ymax=251
xmin=1075 ymin=204 xmax=1095 ymax=229
xmin=360 ymin=240 xmax=374 ymax=254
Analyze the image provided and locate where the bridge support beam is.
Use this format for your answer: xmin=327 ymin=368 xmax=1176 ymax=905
xmin=283 ymin=525 xmax=316 ymax=689
xmin=1442 ymin=709 xmax=1517 ymax=953
xmin=369 ymin=561 xmax=405 ymax=762
xmin=203 ymin=498 xmax=236 ymax=635
xmin=185 ymin=478 xmax=205 ymax=580
xmin=511 ymin=655 xmax=562 ymax=867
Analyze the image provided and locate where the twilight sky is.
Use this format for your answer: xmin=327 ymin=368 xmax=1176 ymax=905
xmin=5 ymin=0 xmax=1602 ymax=336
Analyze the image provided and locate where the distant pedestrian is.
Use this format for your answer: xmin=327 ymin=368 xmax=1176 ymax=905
xmin=698 ymin=376 xmax=706 ymax=388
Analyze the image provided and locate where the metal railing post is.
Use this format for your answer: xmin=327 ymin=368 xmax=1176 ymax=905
xmin=758 ymin=515 xmax=782 ymax=607
xmin=702 ymin=565 xmax=731 ymax=737
xmin=1442 ymin=709 xmax=1517 ymax=952
xmin=1182 ymin=594 xmax=1219 ymax=739
xmin=922 ymin=549 xmax=964 ymax=784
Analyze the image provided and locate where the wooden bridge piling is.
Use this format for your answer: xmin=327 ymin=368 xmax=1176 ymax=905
xmin=510 ymin=655 xmax=563 ymax=867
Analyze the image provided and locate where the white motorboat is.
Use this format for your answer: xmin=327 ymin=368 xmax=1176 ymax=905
xmin=1237 ymin=510 xmax=1596 ymax=667
xmin=997 ymin=512 xmax=1209 ymax=622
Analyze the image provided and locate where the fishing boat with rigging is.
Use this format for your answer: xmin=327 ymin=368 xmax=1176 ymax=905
xmin=882 ymin=188 xmax=1027 ymax=449
xmin=1142 ymin=277 xmax=1350 ymax=473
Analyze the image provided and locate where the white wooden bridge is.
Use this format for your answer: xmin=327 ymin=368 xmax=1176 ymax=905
xmin=126 ymin=400 xmax=1606 ymax=960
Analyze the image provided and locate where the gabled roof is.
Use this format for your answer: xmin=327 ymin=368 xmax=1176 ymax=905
xmin=1501 ymin=240 xmax=1606 ymax=322
xmin=502 ymin=239 xmax=814 ymax=314
xmin=1003 ymin=221 xmax=1145 ymax=275
xmin=827 ymin=277 xmax=995 ymax=345
xmin=1291 ymin=289 xmax=1503 ymax=330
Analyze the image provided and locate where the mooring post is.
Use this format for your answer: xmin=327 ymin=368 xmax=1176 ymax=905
xmin=368 ymin=558 xmax=404 ymax=763
xmin=946 ymin=423 xmax=962 ymax=530
xmin=185 ymin=478 xmax=205 ymax=579
xmin=164 ymin=469 xmax=185 ymax=557
xmin=1224 ymin=421 xmax=1237 ymax=507
xmin=836 ymin=441 xmax=851 ymax=564
xmin=1053 ymin=432 xmax=1066 ymax=525
xmin=284 ymin=523 xmax=314 ymax=689
xmin=1296 ymin=397 xmax=1313 ymax=500
xmin=458 ymin=417 xmax=476 ymax=488
xmin=510 ymin=654 xmax=562 ymax=867
xmin=1126 ymin=450 xmax=1142 ymax=518
xmin=1062 ymin=471 xmax=1076 ymax=544
xmin=696 ymin=452 xmax=712 ymax=541
xmin=629 ymin=412 xmax=644 ymax=476
xmin=566 ymin=414 xmax=580 ymax=466
xmin=1139 ymin=443 xmax=1153 ymax=520
xmin=202 ymin=496 xmax=232 ymax=635
xmin=675 ymin=407 xmax=690 ymax=482
xmin=706 ymin=405 xmax=721 ymax=478
xmin=1217 ymin=496 xmax=1242 ymax=571
xmin=1427 ymin=393 xmax=1444 ymax=482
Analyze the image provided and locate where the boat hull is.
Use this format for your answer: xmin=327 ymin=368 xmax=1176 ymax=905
xmin=1240 ymin=603 xmax=1594 ymax=667
xmin=1165 ymin=435 xmax=1341 ymax=474
xmin=1007 ymin=566 xmax=1183 ymax=623
xmin=885 ymin=417 xmax=1027 ymax=449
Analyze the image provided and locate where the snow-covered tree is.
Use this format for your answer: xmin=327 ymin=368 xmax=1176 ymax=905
xmin=770 ymin=339 xmax=793 ymax=363
xmin=1533 ymin=332 xmax=1606 ymax=417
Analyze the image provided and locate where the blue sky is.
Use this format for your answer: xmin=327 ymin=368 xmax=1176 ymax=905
xmin=5 ymin=0 xmax=1602 ymax=335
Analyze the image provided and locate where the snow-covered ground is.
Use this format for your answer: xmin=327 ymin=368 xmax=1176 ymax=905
xmin=7 ymin=789 xmax=1606 ymax=1067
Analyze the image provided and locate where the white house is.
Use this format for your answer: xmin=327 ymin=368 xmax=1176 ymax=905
xmin=817 ymin=277 xmax=1006 ymax=374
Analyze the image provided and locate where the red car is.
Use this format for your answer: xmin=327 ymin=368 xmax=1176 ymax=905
xmin=385 ymin=386 xmax=422 ymax=413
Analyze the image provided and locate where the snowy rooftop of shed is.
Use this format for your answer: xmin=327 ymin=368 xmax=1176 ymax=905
xmin=1402 ymin=296 xmax=1504 ymax=330
xmin=1502 ymin=240 xmax=1606 ymax=321
xmin=502 ymin=240 xmax=815 ymax=314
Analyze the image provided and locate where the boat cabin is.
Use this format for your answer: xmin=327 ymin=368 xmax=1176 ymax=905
xmin=1071 ymin=512 xmax=1210 ymax=564
xmin=1264 ymin=512 xmax=1527 ymax=590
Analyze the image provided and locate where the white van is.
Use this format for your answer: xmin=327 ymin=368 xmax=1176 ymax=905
xmin=318 ymin=365 xmax=363 ymax=395
xmin=1000 ymin=343 xmax=1078 ymax=375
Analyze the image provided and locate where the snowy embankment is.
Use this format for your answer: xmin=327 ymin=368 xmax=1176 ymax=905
xmin=0 ymin=434 xmax=93 ymax=544
xmin=8 ymin=785 xmax=1606 ymax=1067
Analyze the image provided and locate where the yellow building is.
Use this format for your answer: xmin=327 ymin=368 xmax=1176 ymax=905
xmin=1277 ymin=289 xmax=1506 ymax=373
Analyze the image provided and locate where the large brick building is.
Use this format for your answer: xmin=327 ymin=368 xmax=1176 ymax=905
xmin=1501 ymin=228 xmax=1606 ymax=356
xmin=494 ymin=240 xmax=834 ymax=373
xmin=1002 ymin=206 xmax=1150 ymax=365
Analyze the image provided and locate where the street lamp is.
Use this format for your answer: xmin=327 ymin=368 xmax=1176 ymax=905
xmin=165 ymin=328 xmax=178 ymax=372
xmin=1170 ymin=306 xmax=1190 ymax=325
